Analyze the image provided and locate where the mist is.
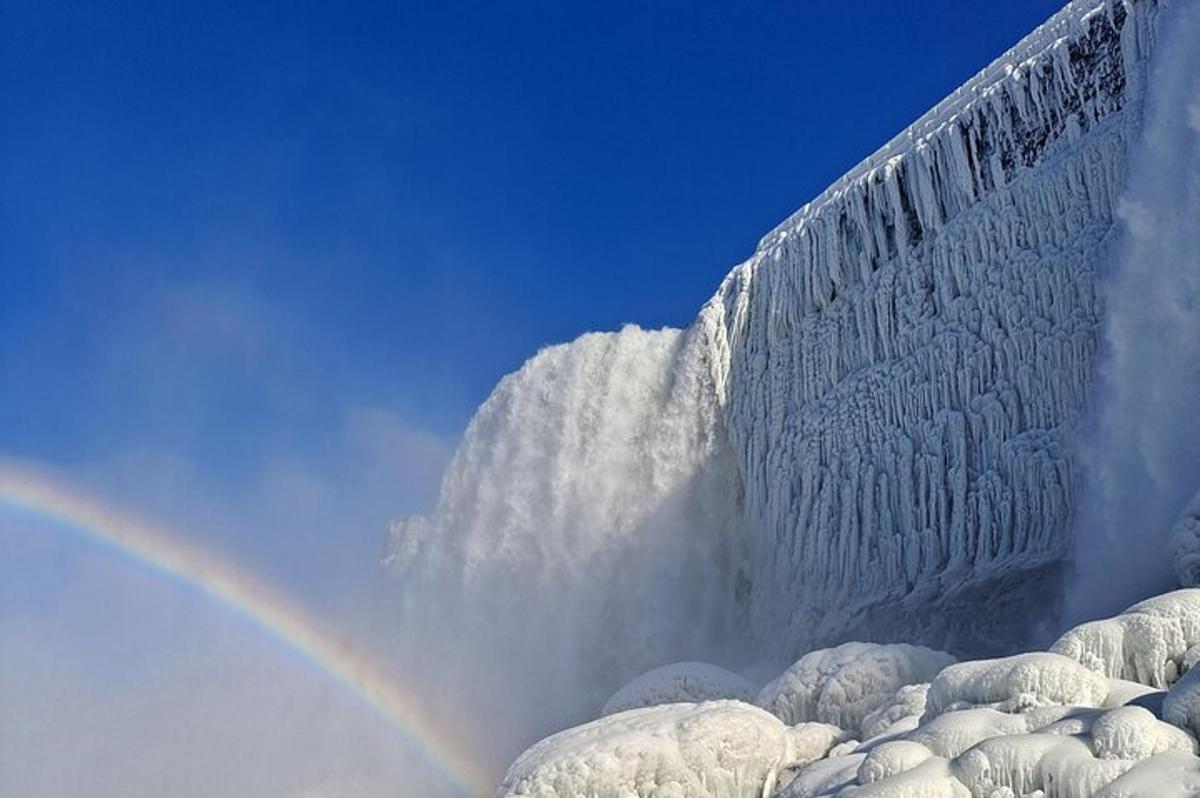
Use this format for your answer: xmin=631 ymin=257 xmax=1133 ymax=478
xmin=0 ymin=277 xmax=461 ymax=796
xmin=1066 ymin=0 xmax=1200 ymax=623
xmin=386 ymin=323 xmax=753 ymax=778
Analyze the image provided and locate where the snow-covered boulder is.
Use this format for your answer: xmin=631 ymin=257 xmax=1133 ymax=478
xmin=775 ymin=753 xmax=865 ymax=798
xmin=1093 ymin=750 xmax=1200 ymax=797
xmin=859 ymin=684 xmax=929 ymax=740
xmin=924 ymin=653 xmax=1109 ymax=718
xmin=496 ymin=701 xmax=844 ymax=798
xmin=960 ymin=731 xmax=1141 ymax=798
xmin=907 ymin=708 xmax=1031 ymax=759
xmin=601 ymin=662 xmax=759 ymax=716
xmin=838 ymin=757 xmax=968 ymax=797
xmin=1089 ymin=706 xmax=1196 ymax=760
xmin=1051 ymin=590 xmax=1200 ymax=688
xmin=856 ymin=741 xmax=934 ymax=785
xmin=1102 ymin=678 xmax=1159 ymax=708
xmin=757 ymin=643 xmax=955 ymax=733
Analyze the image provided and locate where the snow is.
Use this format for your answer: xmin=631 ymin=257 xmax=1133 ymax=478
xmin=923 ymin=653 xmax=1109 ymax=717
xmin=757 ymin=643 xmax=955 ymax=734
xmin=1051 ymin=589 xmax=1200 ymax=687
xmin=496 ymin=701 xmax=845 ymax=798
xmin=603 ymin=662 xmax=760 ymax=716
xmin=856 ymin=741 xmax=934 ymax=784
xmin=860 ymin=684 xmax=931 ymax=739
xmin=1089 ymin=706 xmax=1195 ymax=760
xmin=500 ymin=591 xmax=1200 ymax=797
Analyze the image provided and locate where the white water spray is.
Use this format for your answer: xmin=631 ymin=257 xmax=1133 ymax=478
xmin=1068 ymin=0 xmax=1200 ymax=622
xmin=390 ymin=323 xmax=748 ymax=775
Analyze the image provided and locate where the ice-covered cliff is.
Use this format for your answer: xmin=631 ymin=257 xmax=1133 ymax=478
xmin=390 ymin=0 xmax=1181 ymax=782
xmin=699 ymin=0 xmax=1167 ymax=657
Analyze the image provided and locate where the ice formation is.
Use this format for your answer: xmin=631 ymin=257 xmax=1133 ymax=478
xmin=495 ymin=701 xmax=846 ymax=798
xmin=698 ymin=0 xmax=1169 ymax=657
xmin=390 ymin=0 xmax=1200 ymax=789
xmin=1051 ymin=589 xmax=1200 ymax=687
xmin=499 ymin=596 xmax=1200 ymax=797
xmin=924 ymin=653 xmax=1110 ymax=717
xmin=756 ymin=643 xmax=955 ymax=733
xmin=602 ymin=662 xmax=760 ymax=716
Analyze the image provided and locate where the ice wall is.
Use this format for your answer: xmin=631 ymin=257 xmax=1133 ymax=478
xmin=700 ymin=0 xmax=1166 ymax=658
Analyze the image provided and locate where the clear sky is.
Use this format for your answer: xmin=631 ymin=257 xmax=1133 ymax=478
xmin=1 ymin=1 xmax=1068 ymax=795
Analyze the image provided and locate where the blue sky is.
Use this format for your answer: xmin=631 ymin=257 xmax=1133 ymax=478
xmin=1 ymin=1 xmax=1068 ymax=795
xmin=3 ymin=0 xmax=1064 ymax=464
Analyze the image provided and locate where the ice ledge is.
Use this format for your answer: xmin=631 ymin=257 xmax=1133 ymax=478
xmin=757 ymin=0 xmax=1159 ymax=254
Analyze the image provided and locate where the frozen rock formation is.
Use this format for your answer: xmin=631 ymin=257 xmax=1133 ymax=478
xmin=1052 ymin=589 xmax=1200 ymax=687
xmin=495 ymin=701 xmax=844 ymax=798
xmin=602 ymin=662 xmax=759 ymax=716
xmin=924 ymin=653 xmax=1110 ymax=717
xmin=500 ymin=586 xmax=1200 ymax=798
xmin=697 ymin=0 xmax=1168 ymax=658
xmin=757 ymin=643 xmax=955 ymax=733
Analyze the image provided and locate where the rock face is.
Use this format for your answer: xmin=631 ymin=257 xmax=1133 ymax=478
xmin=697 ymin=0 xmax=1166 ymax=658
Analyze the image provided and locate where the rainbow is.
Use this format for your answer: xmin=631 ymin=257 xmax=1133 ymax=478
xmin=0 ymin=459 xmax=494 ymax=798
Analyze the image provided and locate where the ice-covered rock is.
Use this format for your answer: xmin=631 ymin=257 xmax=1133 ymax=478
xmin=924 ymin=653 xmax=1109 ymax=718
xmin=1089 ymin=705 xmax=1196 ymax=760
xmin=860 ymin=684 xmax=930 ymax=740
xmin=971 ymin=732 xmax=1141 ymax=798
xmin=776 ymin=753 xmax=866 ymax=798
xmin=838 ymin=757 xmax=968 ymax=798
xmin=602 ymin=662 xmax=759 ymax=716
xmin=907 ymin=708 xmax=1031 ymax=759
xmin=758 ymin=643 xmax=955 ymax=733
xmin=1093 ymin=750 xmax=1200 ymax=797
xmin=496 ymin=701 xmax=842 ymax=798
xmin=856 ymin=741 xmax=934 ymax=785
xmin=1052 ymin=589 xmax=1200 ymax=687
xmin=1101 ymin=678 xmax=1159 ymax=708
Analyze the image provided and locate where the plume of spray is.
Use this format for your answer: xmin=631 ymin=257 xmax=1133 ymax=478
xmin=388 ymin=324 xmax=750 ymax=782
xmin=1066 ymin=0 xmax=1200 ymax=624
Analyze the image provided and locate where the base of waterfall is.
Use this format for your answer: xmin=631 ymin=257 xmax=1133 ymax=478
xmin=497 ymin=588 xmax=1200 ymax=797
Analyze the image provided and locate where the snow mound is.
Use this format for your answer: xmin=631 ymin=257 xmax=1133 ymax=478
xmin=496 ymin=701 xmax=844 ymax=798
xmin=1089 ymin=706 xmax=1196 ymax=760
xmin=924 ymin=653 xmax=1109 ymax=718
xmin=856 ymin=741 xmax=933 ymax=784
xmin=757 ymin=643 xmax=955 ymax=733
xmin=602 ymin=662 xmax=759 ymax=716
xmin=907 ymin=708 xmax=1032 ymax=759
xmin=1093 ymin=750 xmax=1200 ymax=797
xmin=1052 ymin=589 xmax=1200 ymax=687
xmin=860 ymin=684 xmax=930 ymax=740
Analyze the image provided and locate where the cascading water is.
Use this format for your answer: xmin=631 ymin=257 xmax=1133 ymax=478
xmin=1067 ymin=0 xmax=1200 ymax=622
xmin=389 ymin=323 xmax=749 ymax=777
